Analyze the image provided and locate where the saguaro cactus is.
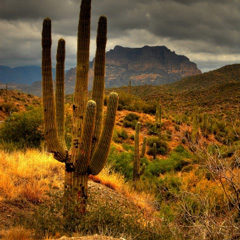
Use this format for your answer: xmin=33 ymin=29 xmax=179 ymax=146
xmin=155 ymin=101 xmax=162 ymax=127
xmin=42 ymin=0 xmax=118 ymax=214
xmin=128 ymin=80 xmax=131 ymax=95
xmin=153 ymin=143 xmax=157 ymax=160
xmin=140 ymin=136 xmax=147 ymax=158
xmin=133 ymin=122 xmax=146 ymax=182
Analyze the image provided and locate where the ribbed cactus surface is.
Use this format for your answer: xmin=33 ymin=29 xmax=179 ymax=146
xmin=41 ymin=0 xmax=118 ymax=214
xmin=133 ymin=122 xmax=146 ymax=182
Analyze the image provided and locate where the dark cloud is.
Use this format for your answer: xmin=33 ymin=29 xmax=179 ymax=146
xmin=0 ymin=0 xmax=240 ymax=71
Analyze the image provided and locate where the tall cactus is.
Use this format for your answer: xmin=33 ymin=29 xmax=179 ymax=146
xmin=41 ymin=0 xmax=118 ymax=214
xmin=133 ymin=122 xmax=146 ymax=182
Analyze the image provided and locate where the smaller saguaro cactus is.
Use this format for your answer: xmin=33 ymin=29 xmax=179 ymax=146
xmin=140 ymin=136 xmax=147 ymax=158
xmin=153 ymin=142 xmax=157 ymax=160
xmin=133 ymin=122 xmax=146 ymax=182
xmin=155 ymin=101 xmax=162 ymax=127
xmin=128 ymin=80 xmax=131 ymax=95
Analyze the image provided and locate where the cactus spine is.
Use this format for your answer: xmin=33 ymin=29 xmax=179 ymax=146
xmin=41 ymin=0 xmax=118 ymax=214
xmin=133 ymin=122 xmax=146 ymax=182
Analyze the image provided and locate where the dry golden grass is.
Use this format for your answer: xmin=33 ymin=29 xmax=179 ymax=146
xmin=0 ymin=149 xmax=64 ymax=202
xmin=1 ymin=226 xmax=33 ymax=240
xmin=91 ymin=166 xmax=157 ymax=215
xmin=0 ymin=148 xmax=155 ymax=214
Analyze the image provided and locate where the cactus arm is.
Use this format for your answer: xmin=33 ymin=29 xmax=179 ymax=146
xmin=42 ymin=18 xmax=67 ymax=162
xmin=75 ymin=100 xmax=96 ymax=175
xmin=55 ymin=38 xmax=66 ymax=149
xmin=91 ymin=16 xmax=107 ymax=152
xmin=133 ymin=122 xmax=140 ymax=181
xmin=140 ymin=136 xmax=147 ymax=158
xmin=89 ymin=92 xmax=118 ymax=175
xmin=71 ymin=0 xmax=91 ymax=154
xmin=139 ymin=163 xmax=146 ymax=176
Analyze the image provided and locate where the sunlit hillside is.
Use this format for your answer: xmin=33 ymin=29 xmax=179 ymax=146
xmin=0 ymin=83 xmax=240 ymax=239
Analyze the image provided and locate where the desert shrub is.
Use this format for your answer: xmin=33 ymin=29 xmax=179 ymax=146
xmin=174 ymin=125 xmax=180 ymax=132
xmin=207 ymin=143 xmax=235 ymax=159
xmin=142 ymin=102 xmax=156 ymax=114
xmin=112 ymin=128 xmax=129 ymax=143
xmin=17 ymin=191 xmax=168 ymax=240
xmin=157 ymin=174 xmax=182 ymax=203
xmin=146 ymin=122 xmax=161 ymax=135
xmin=122 ymin=143 xmax=134 ymax=151
xmin=147 ymin=136 xmax=169 ymax=155
xmin=118 ymin=129 xmax=129 ymax=140
xmin=117 ymin=91 xmax=156 ymax=113
xmin=123 ymin=113 xmax=140 ymax=129
xmin=107 ymin=147 xmax=133 ymax=180
xmin=1 ymin=102 xmax=17 ymax=114
xmin=0 ymin=107 xmax=43 ymax=150
xmin=145 ymin=145 xmax=191 ymax=176
xmin=118 ymin=91 xmax=133 ymax=108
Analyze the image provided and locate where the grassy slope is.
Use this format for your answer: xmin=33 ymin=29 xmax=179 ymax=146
xmin=0 ymin=150 xmax=162 ymax=240
xmin=0 ymin=89 xmax=40 ymax=120
xmin=171 ymin=63 xmax=240 ymax=91
xmin=108 ymin=64 xmax=240 ymax=117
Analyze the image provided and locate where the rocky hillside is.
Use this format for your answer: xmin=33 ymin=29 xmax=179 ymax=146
xmin=65 ymin=45 xmax=201 ymax=93
xmin=171 ymin=63 xmax=240 ymax=91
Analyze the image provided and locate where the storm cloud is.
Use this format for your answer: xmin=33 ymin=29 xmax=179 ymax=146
xmin=1 ymin=0 xmax=240 ymax=72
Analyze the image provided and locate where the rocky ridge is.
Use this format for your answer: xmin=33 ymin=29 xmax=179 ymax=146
xmin=65 ymin=45 xmax=201 ymax=93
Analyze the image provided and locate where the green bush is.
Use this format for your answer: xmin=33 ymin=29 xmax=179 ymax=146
xmin=146 ymin=122 xmax=161 ymax=135
xmin=0 ymin=107 xmax=43 ymax=150
xmin=123 ymin=113 xmax=140 ymax=129
xmin=1 ymin=102 xmax=17 ymax=114
xmin=107 ymin=147 xmax=133 ymax=180
xmin=145 ymin=145 xmax=191 ymax=176
xmin=147 ymin=136 xmax=169 ymax=155
xmin=17 ymin=191 xmax=168 ymax=240
xmin=112 ymin=128 xmax=129 ymax=143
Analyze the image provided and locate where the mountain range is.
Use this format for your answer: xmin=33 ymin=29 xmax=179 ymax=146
xmin=0 ymin=45 xmax=201 ymax=96
xmin=65 ymin=45 xmax=201 ymax=93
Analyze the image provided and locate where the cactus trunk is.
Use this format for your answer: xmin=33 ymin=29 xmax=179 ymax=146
xmin=133 ymin=122 xmax=140 ymax=182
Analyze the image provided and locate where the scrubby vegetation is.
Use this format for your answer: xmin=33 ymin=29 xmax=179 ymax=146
xmin=1 ymin=82 xmax=240 ymax=240
xmin=1 ymin=79 xmax=240 ymax=239
xmin=1 ymin=2 xmax=240 ymax=237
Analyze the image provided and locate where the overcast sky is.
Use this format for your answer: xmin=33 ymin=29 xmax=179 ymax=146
xmin=1 ymin=0 xmax=240 ymax=72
